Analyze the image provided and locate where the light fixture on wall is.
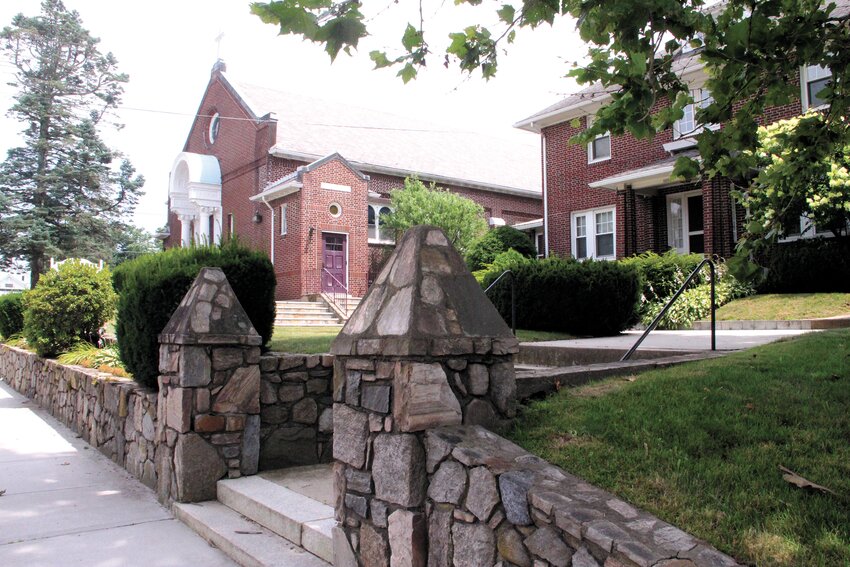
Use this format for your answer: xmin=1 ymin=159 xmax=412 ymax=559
xmin=253 ymin=211 xmax=263 ymax=224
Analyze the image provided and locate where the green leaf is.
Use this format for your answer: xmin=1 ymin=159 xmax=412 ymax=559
xmin=397 ymin=63 xmax=417 ymax=84
xmin=496 ymin=4 xmax=516 ymax=24
xmin=401 ymin=23 xmax=421 ymax=52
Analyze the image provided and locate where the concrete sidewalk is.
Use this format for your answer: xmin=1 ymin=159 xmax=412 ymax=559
xmin=529 ymin=328 xmax=812 ymax=352
xmin=0 ymin=381 xmax=237 ymax=567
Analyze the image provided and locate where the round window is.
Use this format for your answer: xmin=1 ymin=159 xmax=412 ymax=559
xmin=329 ymin=203 xmax=342 ymax=218
xmin=208 ymin=112 xmax=221 ymax=144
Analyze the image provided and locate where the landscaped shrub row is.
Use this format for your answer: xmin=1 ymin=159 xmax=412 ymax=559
xmin=22 ymin=261 xmax=116 ymax=357
xmin=112 ymin=240 xmax=275 ymax=389
xmin=0 ymin=292 xmax=24 ymax=339
xmin=482 ymin=257 xmax=640 ymax=336
xmin=757 ymin=237 xmax=850 ymax=293
xmin=620 ymin=251 xmax=706 ymax=310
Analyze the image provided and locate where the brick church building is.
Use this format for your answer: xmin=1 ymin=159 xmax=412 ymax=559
xmin=165 ymin=62 xmax=542 ymax=303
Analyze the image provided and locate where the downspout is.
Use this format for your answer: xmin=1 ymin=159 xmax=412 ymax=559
xmin=542 ymin=131 xmax=550 ymax=258
xmin=259 ymin=195 xmax=275 ymax=265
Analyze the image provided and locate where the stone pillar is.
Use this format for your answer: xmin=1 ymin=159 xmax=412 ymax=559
xmin=330 ymin=226 xmax=519 ymax=567
xmin=156 ymin=267 xmax=262 ymax=504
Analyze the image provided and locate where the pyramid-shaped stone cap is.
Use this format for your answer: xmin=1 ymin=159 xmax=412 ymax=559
xmin=331 ymin=225 xmax=518 ymax=356
xmin=159 ymin=267 xmax=262 ymax=346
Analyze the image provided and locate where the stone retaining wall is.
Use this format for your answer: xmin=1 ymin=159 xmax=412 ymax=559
xmin=259 ymin=353 xmax=335 ymax=470
xmin=0 ymin=344 xmax=158 ymax=489
xmin=422 ymin=425 xmax=741 ymax=567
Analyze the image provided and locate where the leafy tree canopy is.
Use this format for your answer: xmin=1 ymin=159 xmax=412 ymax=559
xmin=381 ymin=176 xmax=487 ymax=254
xmin=251 ymin=0 xmax=850 ymax=275
xmin=0 ymin=0 xmax=144 ymax=286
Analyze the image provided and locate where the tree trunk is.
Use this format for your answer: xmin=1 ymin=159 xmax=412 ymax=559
xmin=29 ymin=253 xmax=45 ymax=288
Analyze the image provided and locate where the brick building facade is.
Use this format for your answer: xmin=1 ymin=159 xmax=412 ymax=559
xmin=515 ymin=54 xmax=828 ymax=261
xmin=165 ymin=62 xmax=542 ymax=300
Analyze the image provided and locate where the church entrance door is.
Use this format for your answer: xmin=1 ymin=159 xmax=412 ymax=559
xmin=322 ymin=233 xmax=347 ymax=293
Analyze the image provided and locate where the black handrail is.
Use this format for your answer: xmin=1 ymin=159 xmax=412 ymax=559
xmin=621 ymin=258 xmax=716 ymax=361
xmin=484 ymin=270 xmax=516 ymax=335
xmin=321 ymin=267 xmax=350 ymax=317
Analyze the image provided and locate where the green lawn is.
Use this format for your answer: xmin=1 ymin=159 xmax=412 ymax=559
xmin=508 ymin=329 xmax=850 ymax=566
xmin=268 ymin=326 xmax=342 ymax=354
xmin=714 ymin=293 xmax=850 ymax=321
xmin=267 ymin=326 xmax=573 ymax=354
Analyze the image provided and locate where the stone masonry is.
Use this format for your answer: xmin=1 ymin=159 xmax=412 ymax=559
xmin=259 ymin=353 xmax=335 ymax=470
xmin=330 ymin=225 xmax=520 ymax=566
xmin=156 ymin=267 xmax=262 ymax=504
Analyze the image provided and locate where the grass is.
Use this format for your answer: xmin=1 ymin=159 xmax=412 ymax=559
xmin=267 ymin=326 xmax=574 ymax=354
xmin=508 ymin=329 xmax=850 ymax=566
xmin=268 ymin=326 xmax=343 ymax=354
xmin=714 ymin=293 xmax=850 ymax=321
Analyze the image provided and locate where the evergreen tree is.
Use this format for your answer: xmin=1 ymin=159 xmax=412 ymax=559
xmin=0 ymin=0 xmax=144 ymax=286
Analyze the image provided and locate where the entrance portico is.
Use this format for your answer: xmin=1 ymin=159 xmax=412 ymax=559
xmin=169 ymin=152 xmax=223 ymax=246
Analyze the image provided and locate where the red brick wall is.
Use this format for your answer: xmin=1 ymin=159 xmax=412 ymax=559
xmin=542 ymin=93 xmax=808 ymax=259
xmin=366 ymin=173 xmax=542 ymax=225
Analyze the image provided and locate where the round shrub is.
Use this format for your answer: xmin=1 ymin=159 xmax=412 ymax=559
xmin=0 ymin=292 xmax=25 ymax=339
xmin=483 ymin=257 xmax=640 ymax=336
xmin=22 ymin=261 xmax=116 ymax=357
xmin=112 ymin=240 xmax=275 ymax=390
xmin=466 ymin=226 xmax=537 ymax=271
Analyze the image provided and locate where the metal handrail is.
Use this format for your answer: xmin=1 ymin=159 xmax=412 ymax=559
xmin=483 ymin=270 xmax=516 ymax=335
xmin=321 ymin=267 xmax=350 ymax=317
xmin=621 ymin=258 xmax=716 ymax=361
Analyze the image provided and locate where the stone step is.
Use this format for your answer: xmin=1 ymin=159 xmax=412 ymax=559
xmin=173 ymin=500 xmax=330 ymax=567
xmin=274 ymin=319 xmax=343 ymax=327
xmin=217 ymin=475 xmax=335 ymax=564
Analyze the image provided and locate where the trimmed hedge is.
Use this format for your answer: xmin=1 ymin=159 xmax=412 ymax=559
xmin=112 ymin=241 xmax=275 ymax=389
xmin=0 ymin=292 xmax=24 ymax=339
xmin=466 ymin=226 xmax=537 ymax=271
xmin=757 ymin=237 xmax=850 ymax=293
xmin=620 ymin=251 xmax=705 ymax=309
xmin=22 ymin=261 xmax=116 ymax=357
xmin=482 ymin=257 xmax=640 ymax=336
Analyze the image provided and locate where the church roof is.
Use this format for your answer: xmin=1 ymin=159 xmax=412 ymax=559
xmin=222 ymin=74 xmax=541 ymax=197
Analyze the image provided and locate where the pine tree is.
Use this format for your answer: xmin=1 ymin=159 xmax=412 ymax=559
xmin=0 ymin=0 xmax=144 ymax=286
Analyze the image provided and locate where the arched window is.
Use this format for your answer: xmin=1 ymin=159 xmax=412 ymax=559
xmin=368 ymin=204 xmax=394 ymax=243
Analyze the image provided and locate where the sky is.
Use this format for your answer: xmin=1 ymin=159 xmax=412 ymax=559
xmin=0 ymin=0 xmax=585 ymax=235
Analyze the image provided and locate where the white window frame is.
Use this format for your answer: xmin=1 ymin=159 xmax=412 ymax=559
xmin=571 ymin=206 xmax=616 ymax=260
xmin=227 ymin=213 xmax=234 ymax=237
xmin=280 ymin=204 xmax=287 ymax=236
xmin=368 ymin=203 xmax=394 ymax=244
xmin=780 ymin=214 xmax=824 ymax=242
xmin=586 ymin=116 xmax=611 ymax=164
xmin=666 ymin=190 xmax=704 ymax=254
xmin=673 ymin=88 xmax=716 ymax=140
xmin=801 ymin=64 xmax=831 ymax=112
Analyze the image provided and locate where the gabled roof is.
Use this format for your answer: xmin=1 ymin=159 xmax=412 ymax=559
xmin=220 ymin=73 xmax=541 ymax=197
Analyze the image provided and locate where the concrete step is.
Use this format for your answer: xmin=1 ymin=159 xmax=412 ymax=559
xmin=217 ymin=475 xmax=335 ymax=564
xmin=275 ymin=319 xmax=343 ymax=327
xmin=173 ymin=500 xmax=330 ymax=567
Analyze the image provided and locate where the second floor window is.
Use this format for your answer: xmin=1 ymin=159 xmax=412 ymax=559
xmin=673 ymin=89 xmax=714 ymax=140
xmin=802 ymin=64 xmax=831 ymax=111
xmin=368 ymin=204 xmax=394 ymax=243
xmin=586 ymin=116 xmax=611 ymax=163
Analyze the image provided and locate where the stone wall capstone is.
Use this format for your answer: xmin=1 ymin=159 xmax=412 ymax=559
xmin=156 ymin=267 xmax=262 ymax=504
xmin=330 ymin=225 xmax=520 ymax=566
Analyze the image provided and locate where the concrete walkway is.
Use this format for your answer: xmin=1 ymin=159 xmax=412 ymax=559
xmin=530 ymin=328 xmax=813 ymax=352
xmin=0 ymin=381 xmax=236 ymax=567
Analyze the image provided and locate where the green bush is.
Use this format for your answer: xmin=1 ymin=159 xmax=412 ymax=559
xmin=641 ymin=262 xmax=755 ymax=329
xmin=466 ymin=226 xmax=537 ymax=271
xmin=621 ymin=251 xmax=705 ymax=311
xmin=472 ymin=249 xmax=533 ymax=284
xmin=0 ymin=292 xmax=25 ymax=339
xmin=22 ymin=261 xmax=116 ymax=357
xmin=483 ymin=257 xmax=640 ymax=336
xmin=112 ymin=240 xmax=275 ymax=389
xmin=757 ymin=237 xmax=850 ymax=293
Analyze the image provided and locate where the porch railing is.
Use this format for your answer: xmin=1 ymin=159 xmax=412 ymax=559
xmin=483 ymin=270 xmax=516 ymax=336
xmin=321 ymin=267 xmax=351 ymax=319
xmin=621 ymin=258 xmax=716 ymax=361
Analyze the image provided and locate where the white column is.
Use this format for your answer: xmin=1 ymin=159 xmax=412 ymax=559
xmin=214 ymin=208 xmax=223 ymax=245
xmin=179 ymin=215 xmax=193 ymax=247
